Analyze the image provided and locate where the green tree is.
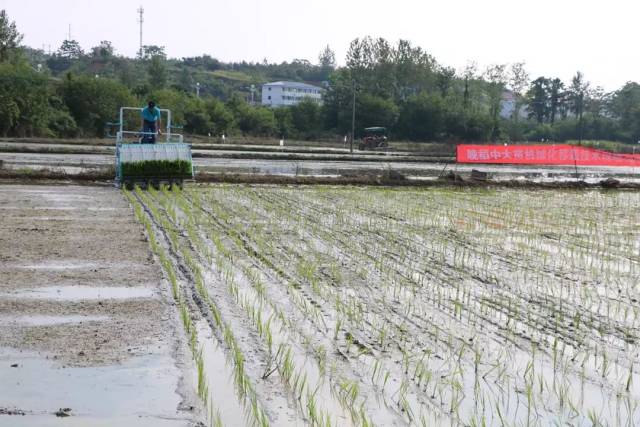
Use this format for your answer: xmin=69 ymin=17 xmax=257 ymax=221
xmin=0 ymin=10 xmax=23 ymax=62
xmin=321 ymin=68 xmax=355 ymax=133
xmin=237 ymin=107 xmax=276 ymax=136
xmin=0 ymin=63 xmax=51 ymax=136
xmin=508 ymin=62 xmax=529 ymax=122
xmin=291 ymin=98 xmax=321 ymax=136
xmin=318 ymin=45 xmax=336 ymax=80
xmin=0 ymin=89 xmax=19 ymax=135
xmin=548 ymin=78 xmax=564 ymax=124
xmin=91 ymin=40 xmax=114 ymax=60
xmin=610 ymin=82 xmax=640 ymax=141
xmin=114 ymin=59 xmax=136 ymax=88
xmin=585 ymin=85 xmax=607 ymax=117
xmin=436 ymin=66 xmax=456 ymax=98
xmin=148 ymin=55 xmax=167 ymax=88
xmin=345 ymin=37 xmax=436 ymax=102
xmin=396 ymin=94 xmax=445 ymax=141
xmin=60 ymin=74 xmax=135 ymax=136
xmin=355 ymin=93 xmax=398 ymax=136
xmin=206 ymin=98 xmax=235 ymax=136
xmin=393 ymin=39 xmax=436 ymax=101
xmin=47 ymin=95 xmax=78 ymax=137
xmin=147 ymin=88 xmax=192 ymax=124
xmin=461 ymin=61 xmax=478 ymax=111
xmin=58 ymin=39 xmax=84 ymax=59
xmin=527 ymin=77 xmax=550 ymax=124
xmin=227 ymin=96 xmax=276 ymax=136
xmin=273 ymin=107 xmax=294 ymax=138
xmin=318 ymin=45 xmax=336 ymax=69
xmin=184 ymin=106 xmax=211 ymax=134
xmin=176 ymin=67 xmax=194 ymax=93
xmin=483 ymin=64 xmax=507 ymax=139
xmin=140 ymin=45 xmax=166 ymax=60
xmin=569 ymin=71 xmax=589 ymax=142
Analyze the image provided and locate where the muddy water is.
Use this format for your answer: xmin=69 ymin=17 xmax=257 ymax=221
xmin=0 ymin=347 xmax=189 ymax=427
xmin=219 ymin=270 xmax=357 ymax=426
xmin=194 ymin=321 xmax=247 ymax=426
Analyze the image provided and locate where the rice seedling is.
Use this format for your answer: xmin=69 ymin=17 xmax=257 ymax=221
xmin=128 ymin=184 xmax=640 ymax=426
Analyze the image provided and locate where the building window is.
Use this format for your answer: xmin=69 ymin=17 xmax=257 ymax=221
xmin=268 ymin=96 xmax=271 ymax=100
xmin=268 ymin=87 xmax=271 ymax=91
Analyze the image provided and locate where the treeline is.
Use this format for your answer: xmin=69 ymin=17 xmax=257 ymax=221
xmin=3 ymin=10 xmax=640 ymax=143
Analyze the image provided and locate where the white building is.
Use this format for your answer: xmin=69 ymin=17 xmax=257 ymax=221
xmin=261 ymin=81 xmax=323 ymax=107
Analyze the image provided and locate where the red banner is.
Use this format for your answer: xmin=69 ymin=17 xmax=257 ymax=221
xmin=457 ymin=144 xmax=640 ymax=167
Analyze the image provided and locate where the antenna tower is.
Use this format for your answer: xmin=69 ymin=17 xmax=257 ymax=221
xmin=137 ymin=6 xmax=144 ymax=58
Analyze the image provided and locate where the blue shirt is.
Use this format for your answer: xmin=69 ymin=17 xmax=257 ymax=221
xmin=141 ymin=106 xmax=161 ymax=122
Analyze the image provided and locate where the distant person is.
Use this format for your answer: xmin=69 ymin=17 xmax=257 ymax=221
xmin=141 ymin=101 xmax=162 ymax=143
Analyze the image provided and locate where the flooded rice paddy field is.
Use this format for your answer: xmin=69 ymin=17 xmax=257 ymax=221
xmin=2 ymin=149 xmax=640 ymax=184
xmin=0 ymin=185 xmax=199 ymax=426
xmin=127 ymin=184 xmax=640 ymax=426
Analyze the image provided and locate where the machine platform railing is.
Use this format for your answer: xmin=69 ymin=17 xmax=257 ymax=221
xmin=112 ymin=107 xmax=184 ymax=144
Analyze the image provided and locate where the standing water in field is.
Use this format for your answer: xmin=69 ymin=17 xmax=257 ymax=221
xmin=133 ymin=184 xmax=640 ymax=426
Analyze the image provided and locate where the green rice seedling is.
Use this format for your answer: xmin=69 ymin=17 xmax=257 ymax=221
xmin=146 ymin=185 xmax=640 ymax=426
xmin=196 ymin=348 xmax=209 ymax=405
xmin=121 ymin=159 xmax=192 ymax=178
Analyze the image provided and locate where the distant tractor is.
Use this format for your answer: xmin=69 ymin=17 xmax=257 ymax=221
xmin=358 ymin=127 xmax=389 ymax=151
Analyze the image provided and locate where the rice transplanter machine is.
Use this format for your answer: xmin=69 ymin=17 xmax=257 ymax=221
xmin=112 ymin=107 xmax=194 ymax=188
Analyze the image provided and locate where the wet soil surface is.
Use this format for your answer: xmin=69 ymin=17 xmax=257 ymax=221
xmin=0 ymin=185 xmax=200 ymax=426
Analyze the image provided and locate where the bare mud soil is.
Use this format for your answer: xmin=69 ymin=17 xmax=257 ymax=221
xmin=0 ymin=185 xmax=199 ymax=426
xmin=128 ymin=184 xmax=640 ymax=427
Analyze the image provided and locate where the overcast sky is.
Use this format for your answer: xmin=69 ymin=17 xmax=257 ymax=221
xmin=1 ymin=0 xmax=636 ymax=91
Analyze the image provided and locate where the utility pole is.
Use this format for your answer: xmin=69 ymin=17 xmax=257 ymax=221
xmin=137 ymin=6 xmax=144 ymax=58
xmin=350 ymin=80 xmax=356 ymax=153
xmin=67 ymin=24 xmax=72 ymax=40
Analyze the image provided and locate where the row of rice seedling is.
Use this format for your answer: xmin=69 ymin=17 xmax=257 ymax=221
xmin=140 ymin=186 xmax=278 ymax=427
xmin=124 ymin=187 xmax=223 ymax=427
xmin=182 ymin=184 xmax=639 ymax=426
xmin=162 ymin=185 xmax=388 ymax=426
xmin=130 ymin=182 xmax=639 ymax=426
xmin=120 ymin=159 xmax=193 ymax=178
xmin=188 ymin=186 xmax=462 ymax=426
